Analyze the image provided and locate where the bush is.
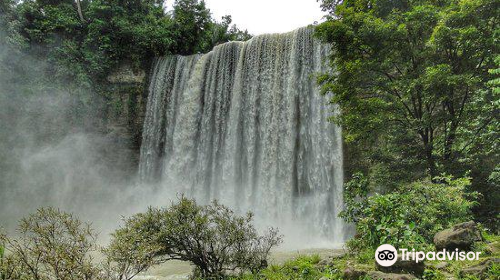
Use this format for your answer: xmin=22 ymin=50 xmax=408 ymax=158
xmin=343 ymin=174 xmax=478 ymax=251
xmin=107 ymin=197 xmax=282 ymax=279
xmin=0 ymin=208 xmax=104 ymax=280
xmin=0 ymin=208 xmax=158 ymax=280
xmin=0 ymin=200 xmax=279 ymax=280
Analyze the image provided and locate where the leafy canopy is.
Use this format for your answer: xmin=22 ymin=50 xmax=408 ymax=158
xmin=2 ymin=0 xmax=251 ymax=90
xmin=316 ymin=0 xmax=499 ymax=178
xmin=0 ymin=198 xmax=280 ymax=280
xmin=107 ymin=197 xmax=282 ymax=279
xmin=316 ymin=0 xmax=499 ymax=230
xmin=0 ymin=208 xmax=102 ymax=280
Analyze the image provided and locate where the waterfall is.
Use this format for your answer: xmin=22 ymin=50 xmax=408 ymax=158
xmin=139 ymin=27 xmax=345 ymax=246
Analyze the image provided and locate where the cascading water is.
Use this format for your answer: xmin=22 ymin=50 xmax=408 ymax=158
xmin=139 ymin=27 xmax=346 ymax=247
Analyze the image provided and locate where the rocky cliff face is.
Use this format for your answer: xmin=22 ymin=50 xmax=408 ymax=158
xmin=103 ymin=61 xmax=149 ymax=173
xmin=107 ymin=62 xmax=147 ymax=84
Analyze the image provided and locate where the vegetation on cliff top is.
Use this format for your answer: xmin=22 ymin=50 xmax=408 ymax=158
xmin=0 ymin=0 xmax=251 ymax=92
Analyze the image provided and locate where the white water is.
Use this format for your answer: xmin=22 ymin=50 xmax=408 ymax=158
xmin=139 ymin=27 xmax=345 ymax=247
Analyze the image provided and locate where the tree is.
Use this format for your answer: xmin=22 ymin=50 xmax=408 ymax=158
xmin=107 ymin=197 xmax=282 ymax=278
xmin=0 ymin=0 xmax=13 ymax=19
xmin=0 ymin=208 xmax=103 ymax=280
xmin=171 ymin=0 xmax=212 ymax=54
xmin=7 ymin=0 xmax=250 ymax=91
xmin=0 ymin=208 xmax=177 ymax=280
xmin=315 ymin=0 xmax=499 ymax=179
xmin=209 ymin=15 xmax=252 ymax=47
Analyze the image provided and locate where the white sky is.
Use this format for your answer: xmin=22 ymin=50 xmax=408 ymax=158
xmin=169 ymin=0 xmax=326 ymax=35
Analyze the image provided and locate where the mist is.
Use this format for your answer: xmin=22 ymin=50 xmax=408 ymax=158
xmin=0 ymin=28 xmax=156 ymax=239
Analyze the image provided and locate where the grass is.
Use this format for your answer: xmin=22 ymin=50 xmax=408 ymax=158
xmin=231 ymin=253 xmax=375 ymax=280
xmin=229 ymin=231 xmax=500 ymax=280
xmin=232 ymin=255 xmax=338 ymax=280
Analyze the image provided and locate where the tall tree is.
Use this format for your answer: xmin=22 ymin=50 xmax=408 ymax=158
xmin=316 ymin=0 xmax=499 ymax=179
xmin=171 ymin=0 xmax=212 ymax=54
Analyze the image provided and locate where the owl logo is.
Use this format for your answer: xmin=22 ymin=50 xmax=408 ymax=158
xmin=375 ymin=244 xmax=398 ymax=266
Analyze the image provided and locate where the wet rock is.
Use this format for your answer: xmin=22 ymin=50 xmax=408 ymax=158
xmin=425 ymin=261 xmax=449 ymax=270
xmin=107 ymin=61 xmax=146 ymax=84
xmin=317 ymin=252 xmax=346 ymax=267
xmin=330 ymin=251 xmax=347 ymax=259
xmin=441 ymin=272 xmax=458 ymax=280
xmin=102 ymin=61 xmax=148 ymax=173
xmin=343 ymin=267 xmax=367 ymax=279
xmin=459 ymin=258 xmax=500 ymax=279
xmin=434 ymin=221 xmax=483 ymax=250
xmin=376 ymin=255 xmax=425 ymax=276
xmin=317 ymin=259 xmax=330 ymax=266
xmin=345 ymin=267 xmax=417 ymax=280
xmin=366 ymin=271 xmax=416 ymax=280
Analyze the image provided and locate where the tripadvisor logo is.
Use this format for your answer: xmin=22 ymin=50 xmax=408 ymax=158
xmin=375 ymin=244 xmax=482 ymax=266
xmin=375 ymin=244 xmax=398 ymax=267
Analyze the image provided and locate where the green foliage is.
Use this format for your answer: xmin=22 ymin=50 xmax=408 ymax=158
xmin=489 ymin=55 xmax=500 ymax=94
xmin=170 ymin=0 xmax=211 ymax=55
xmin=488 ymin=261 xmax=500 ymax=279
xmin=11 ymin=0 xmax=166 ymax=86
xmin=0 ymin=202 xmax=278 ymax=280
xmin=0 ymin=208 xmax=103 ymax=280
xmin=232 ymin=236 xmax=500 ymax=280
xmin=471 ymin=241 xmax=492 ymax=256
xmin=3 ymin=0 xmax=250 ymax=93
xmin=170 ymin=1 xmax=250 ymax=55
xmin=233 ymin=255 xmax=342 ymax=280
xmin=340 ymin=172 xmax=370 ymax=223
xmin=210 ymin=15 xmax=252 ymax=45
xmin=422 ymin=268 xmax=446 ymax=280
xmin=316 ymin=0 xmax=499 ymax=230
xmin=355 ymin=248 xmax=376 ymax=264
xmin=343 ymin=174 xmax=477 ymax=251
xmin=107 ymin=197 xmax=282 ymax=279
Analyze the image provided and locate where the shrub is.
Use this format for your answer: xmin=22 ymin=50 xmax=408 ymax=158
xmin=343 ymin=174 xmax=478 ymax=251
xmin=244 ymin=255 xmax=326 ymax=280
xmin=107 ymin=197 xmax=282 ymax=279
xmin=0 ymin=200 xmax=279 ymax=280
xmin=0 ymin=208 xmax=154 ymax=280
xmin=340 ymin=172 xmax=370 ymax=224
xmin=0 ymin=208 xmax=103 ymax=280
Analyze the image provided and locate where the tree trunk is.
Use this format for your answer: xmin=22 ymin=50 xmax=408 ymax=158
xmin=75 ymin=0 xmax=85 ymax=22
xmin=420 ymin=130 xmax=437 ymax=180
xmin=425 ymin=144 xmax=437 ymax=180
xmin=444 ymin=122 xmax=457 ymax=160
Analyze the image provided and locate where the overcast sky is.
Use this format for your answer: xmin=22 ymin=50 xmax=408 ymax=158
xmin=171 ymin=0 xmax=326 ymax=35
